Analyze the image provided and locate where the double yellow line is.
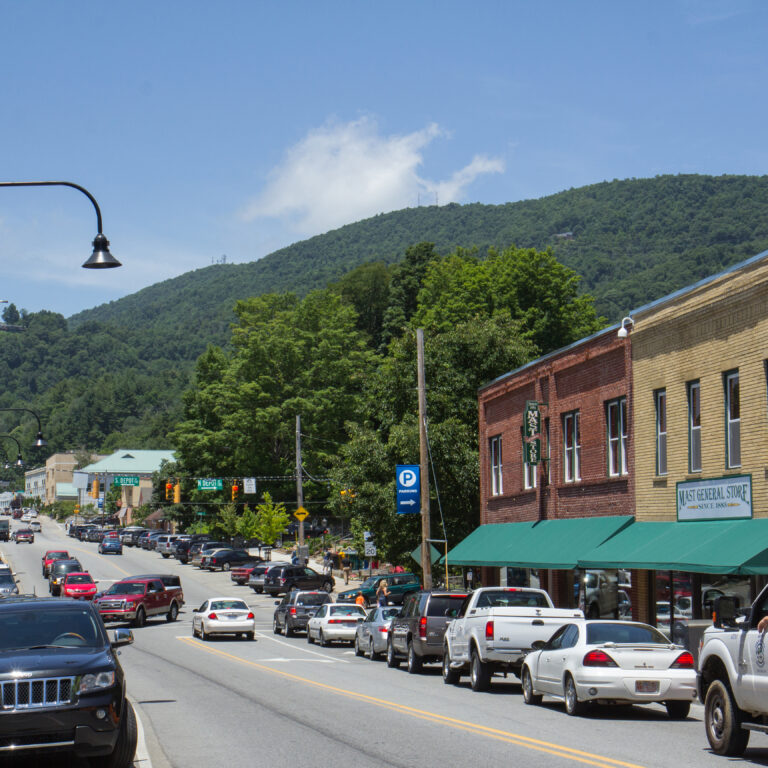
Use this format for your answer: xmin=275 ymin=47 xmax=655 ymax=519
xmin=179 ymin=637 xmax=646 ymax=768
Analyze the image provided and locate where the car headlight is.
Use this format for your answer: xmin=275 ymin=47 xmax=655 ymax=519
xmin=78 ymin=671 xmax=115 ymax=693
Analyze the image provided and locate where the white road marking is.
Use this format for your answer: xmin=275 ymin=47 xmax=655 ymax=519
xmin=254 ymin=631 xmax=351 ymax=663
xmin=128 ymin=694 xmax=153 ymax=768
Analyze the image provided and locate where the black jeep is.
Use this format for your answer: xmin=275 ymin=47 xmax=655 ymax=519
xmin=0 ymin=596 xmax=136 ymax=766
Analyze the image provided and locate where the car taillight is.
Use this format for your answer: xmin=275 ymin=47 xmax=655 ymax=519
xmin=290 ymin=607 xmax=297 ymax=615
xmin=419 ymin=616 xmax=427 ymax=639
xmin=328 ymin=619 xmax=343 ymax=624
xmin=485 ymin=620 xmax=494 ymax=640
xmin=583 ymin=649 xmax=618 ymax=667
xmin=670 ymin=651 xmax=694 ymax=669
xmin=209 ymin=612 xmax=218 ymax=620
xmin=378 ymin=626 xmax=389 ymax=633
xmin=280 ymin=578 xmax=286 ymax=583
xmin=247 ymin=612 xmax=255 ymax=620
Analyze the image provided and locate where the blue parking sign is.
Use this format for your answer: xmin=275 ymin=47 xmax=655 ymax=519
xmin=396 ymin=465 xmax=420 ymax=514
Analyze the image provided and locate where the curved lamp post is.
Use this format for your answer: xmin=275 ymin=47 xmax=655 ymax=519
xmin=0 ymin=435 xmax=24 ymax=467
xmin=0 ymin=408 xmax=47 ymax=447
xmin=0 ymin=181 xmax=120 ymax=269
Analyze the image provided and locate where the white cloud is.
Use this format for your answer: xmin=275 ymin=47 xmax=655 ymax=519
xmin=241 ymin=117 xmax=504 ymax=236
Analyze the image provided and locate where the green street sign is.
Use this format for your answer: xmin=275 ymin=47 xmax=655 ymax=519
xmin=197 ymin=478 xmax=223 ymax=491
xmin=525 ymin=439 xmax=541 ymax=465
xmin=112 ymin=475 xmax=140 ymax=487
xmin=524 ymin=400 xmax=541 ymax=438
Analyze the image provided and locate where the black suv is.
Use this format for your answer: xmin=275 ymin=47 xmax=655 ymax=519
xmin=0 ymin=596 xmax=136 ymax=765
xmin=49 ymin=559 xmax=84 ymax=596
xmin=387 ymin=590 xmax=468 ymax=673
xmin=264 ymin=565 xmax=334 ymax=596
xmin=273 ymin=590 xmax=333 ymax=636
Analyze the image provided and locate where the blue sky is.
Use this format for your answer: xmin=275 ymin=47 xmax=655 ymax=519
xmin=1 ymin=1 xmax=767 ymax=316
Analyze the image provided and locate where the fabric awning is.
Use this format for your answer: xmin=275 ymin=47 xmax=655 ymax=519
xmin=578 ymin=518 xmax=768 ymax=575
xmin=445 ymin=515 xmax=634 ymax=568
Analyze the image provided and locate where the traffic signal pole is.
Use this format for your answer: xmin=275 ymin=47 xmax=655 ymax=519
xmin=296 ymin=414 xmax=304 ymax=547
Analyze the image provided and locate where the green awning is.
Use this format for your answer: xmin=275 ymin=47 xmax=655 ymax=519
xmin=445 ymin=516 xmax=634 ymax=568
xmin=578 ymin=519 xmax=768 ymax=575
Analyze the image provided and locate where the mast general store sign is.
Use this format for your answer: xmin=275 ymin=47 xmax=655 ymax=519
xmin=676 ymin=474 xmax=752 ymax=521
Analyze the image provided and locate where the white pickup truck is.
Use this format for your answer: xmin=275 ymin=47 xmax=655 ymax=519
xmin=442 ymin=586 xmax=583 ymax=691
xmin=698 ymin=585 xmax=768 ymax=756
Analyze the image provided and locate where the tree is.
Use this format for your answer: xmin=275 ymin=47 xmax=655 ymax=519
xmin=2 ymin=303 xmax=20 ymax=324
xmin=330 ymin=261 xmax=391 ymax=349
xmin=236 ymin=505 xmax=261 ymax=541
xmin=254 ymin=492 xmax=291 ymax=546
xmin=214 ymin=503 xmax=240 ymax=540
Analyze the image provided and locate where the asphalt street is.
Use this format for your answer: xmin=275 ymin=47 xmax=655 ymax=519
xmin=4 ymin=517 xmax=768 ymax=768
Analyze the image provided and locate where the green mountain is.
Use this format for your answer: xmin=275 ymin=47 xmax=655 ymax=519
xmin=4 ymin=173 xmax=768 ymax=454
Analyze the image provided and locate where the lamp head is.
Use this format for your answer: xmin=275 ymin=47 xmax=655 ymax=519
xmin=82 ymin=233 xmax=121 ymax=269
xmin=34 ymin=431 xmax=47 ymax=448
xmin=15 ymin=454 xmax=23 ymax=468
xmin=617 ymin=317 xmax=634 ymax=339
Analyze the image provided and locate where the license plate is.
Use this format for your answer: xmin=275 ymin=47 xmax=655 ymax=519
xmin=225 ymin=614 xmax=243 ymax=620
xmin=635 ymin=680 xmax=659 ymax=693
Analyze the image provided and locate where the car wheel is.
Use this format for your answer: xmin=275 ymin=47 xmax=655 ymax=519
xmin=470 ymin=648 xmax=492 ymax=691
xmin=666 ymin=700 xmax=691 ymax=720
xmin=564 ymin=674 xmax=586 ymax=716
xmin=386 ymin=639 xmax=400 ymax=668
xmin=307 ymin=629 xmax=315 ymax=644
xmin=255 ymin=587 xmax=263 ymax=594
xmin=354 ymin=635 xmax=364 ymax=657
xmin=323 ymin=580 xmax=333 ymax=593
xmin=522 ymin=667 xmax=543 ymax=705
xmin=318 ymin=629 xmax=330 ymax=647
xmin=407 ymin=641 xmax=423 ymax=674
xmin=368 ymin=639 xmax=379 ymax=660
xmin=705 ymin=679 xmax=750 ymax=756
xmin=90 ymin=699 xmax=137 ymax=768
xmin=284 ymin=622 xmax=294 ymax=638
xmin=161 ymin=553 xmax=170 ymax=559
xmin=166 ymin=602 xmax=179 ymax=622
xmin=247 ymin=632 xmax=255 ymax=641
xmin=202 ymin=624 xmax=210 ymax=641
xmin=192 ymin=622 xmax=198 ymax=638
xmin=442 ymin=649 xmax=460 ymax=684
xmin=133 ymin=607 xmax=146 ymax=629
xmin=222 ymin=563 xmax=231 ymax=571
xmin=273 ymin=617 xmax=282 ymax=635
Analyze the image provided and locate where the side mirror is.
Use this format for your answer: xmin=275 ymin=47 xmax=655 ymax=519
xmin=357 ymin=616 xmax=365 ymax=623
xmin=111 ymin=628 xmax=134 ymax=647
xmin=712 ymin=596 xmax=739 ymax=628
xmin=274 ymin=601 xmax=281 ymax=606
xmin=531 ymin=640 xmax=546 ymax=651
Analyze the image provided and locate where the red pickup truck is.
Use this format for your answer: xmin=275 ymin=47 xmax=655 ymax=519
xmin=95 ymin=577 xmax=184 ymax=627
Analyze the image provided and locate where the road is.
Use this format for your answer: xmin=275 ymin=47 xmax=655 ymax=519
xmin=3 ymin=517 xmax=768 ymax=768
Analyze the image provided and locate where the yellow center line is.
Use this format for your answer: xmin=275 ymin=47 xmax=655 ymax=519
xmin=69 ymin=545 xmax=131 ymax=577
xmin=178 ymin=637 xmax=647 ymax=768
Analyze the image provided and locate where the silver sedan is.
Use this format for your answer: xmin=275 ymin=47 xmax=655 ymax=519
xmin=192 ymin=597 xmax=256 ymax=641
xmin=354 ymin=606 xmax=400 ymax=659
xmin=307 ymin=603 xmax=367 ymax=646
xmin=521 ymin=620 xmax=697 ymax=719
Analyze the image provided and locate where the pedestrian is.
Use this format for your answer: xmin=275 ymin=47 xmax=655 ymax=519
xmin=376 ymin=578 xmax=389 ymax=606
xmin=342 ymin=556 xmax=351 ymax=585
xmin=355 ymin=591 xmax=365 ymax=607
xmin=290 ymin=549 xmax=299 ymax=566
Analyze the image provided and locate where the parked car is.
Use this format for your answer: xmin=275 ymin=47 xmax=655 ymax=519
xmin=175 ymin=535 xmax=212 ymax=563
xmin=140 ymin=531 xmax=164 ymax=550
xmin=273 ymin=590 xmax=334 ymax=636
xmin=264 ymin=565 xmax=334 ymax=597
xmin=354 ymin=605 xmax=401 ymax=659
xmin=0 ymin=569 xmax=19 ymax=595
xmin=0 ymin=596 xmax=136 ymax=766
xmin=155 ymin=535 xmax=180 ymax=558
xmin=60 ymin=572 xmax=98 ymax=600
xmin=307 ymin=602 xmax=367 ymax=646
xmin=231 ymin=563 xmax=264 ymax=585
xmin=192 ymin=597 xmax=255 ymax=641
xmin=120 ymin=526 xmax=147 ymax=545
xmin=387 ymin=590 xmax=468 ymax=673
xmin=15 ymin=528 xmax=34 ymax=544
xmin=337 ymin=572 xmax=420 ymax=606
xmin=190 ymin=541 xmax=230 ymax=568
xmin=42 ymin=549 xmax=71 ymax=577
xmin=247 ymin=563 xmax=281 ymax=593
xmin=521 ymin=620 xmax=696 ymax=718
xmin=207 ymin=549 xmax=260 ymax=572
xmin=49 ymin=559 xmax=84 ymax=596
xmin=95 ymin=577 xmax=183 ymax=627
xmin=99 ymin=537 xmax=123 ymax=555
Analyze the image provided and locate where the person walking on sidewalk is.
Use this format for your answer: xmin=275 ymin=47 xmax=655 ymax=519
xmin=355 ymin=591 xmax=365 ymax=607
xmin=376 ymin=578 xmax=389 ymax=606
xmin=342 ymin=556 xmax=351 ymax=585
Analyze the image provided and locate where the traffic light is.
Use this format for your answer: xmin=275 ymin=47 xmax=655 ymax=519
xmin=165 ymin=481 xmax=173 ymax=501
xmin=231 ymin=481 xmax=240 ymax=502
xmin=91 ymin=478 xmax=99 ymax=499
xmin=173 ymin=482 xmax=181 ymax=504
xmin=74 ymin=505 xmax=80 ymax=515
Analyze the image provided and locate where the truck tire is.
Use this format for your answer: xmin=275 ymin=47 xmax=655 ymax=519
xmin=470 ymin=647 xmax=492 ymax=691
xmin=407 ymin=640 xmax=423 ymax=674
xmin=704 ymin=679 xmax=750 ymax=756
xmin=386 ymin=639 xmax=400 ymax=668
xmin=133 ymin=607 xmax=146 ymax=629
xmin=665 ymin=700 xmax=690 ymax=720
xmin=91 ymin=699 xmax=138 ymax=768
xmin=522 ymin=667 xmax=543 ymax=705
xmin=273 ymin=617 xmax=282 ymax=635
xmin=564 ymin=674 xmax=586 ymax=716
xmin=442 ymin=647 xmax=460 ymax=684
xmin=166 ymin=602 xmax=178 ymax=622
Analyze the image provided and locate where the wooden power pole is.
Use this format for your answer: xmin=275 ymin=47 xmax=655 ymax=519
xmin=417 ymin=329 xmax=432 ymax=589
xmin=296 ymin=414 xmax=304 ymax=546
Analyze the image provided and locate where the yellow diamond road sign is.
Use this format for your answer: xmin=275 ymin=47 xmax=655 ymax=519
xmin=294 ymin=506 xmax=309 ymax=521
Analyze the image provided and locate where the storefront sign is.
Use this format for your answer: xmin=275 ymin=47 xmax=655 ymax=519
xmin=524 ymin=400 xmax=540 ymax=438
xmin=676 ymin=474 xmax=752 ymax=521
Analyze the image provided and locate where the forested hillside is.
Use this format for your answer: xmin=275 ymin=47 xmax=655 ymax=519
xmin=3 ymin=174 xmax=768 ymax=458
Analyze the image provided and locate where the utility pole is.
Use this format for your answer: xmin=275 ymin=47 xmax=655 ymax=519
xmin=417 ymin=329 xmax=432 ymax=589
xmin=296 ymin=414 xmax=304 ymax=547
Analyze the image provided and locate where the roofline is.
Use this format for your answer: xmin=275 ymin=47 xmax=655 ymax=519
xmin=479 ymin=246 xmax=768 ymax=394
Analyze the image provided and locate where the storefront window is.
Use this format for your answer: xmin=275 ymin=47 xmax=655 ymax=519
xmin=725 ymin=371 xmax=741 ymax=468
xmin=655 ymin=389 xmax=667 ymax=475
xmin=489 ymin=435 xmax=503 ymax=496
xmin=688 ymin=381 xmax=701 ymax=472
xmin=563 ymin=411 xmax=580 ymax=482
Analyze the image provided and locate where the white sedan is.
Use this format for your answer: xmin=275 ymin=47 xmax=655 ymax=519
xmin=521 ymin=620 xmax=697 ymax=719
xmin=307 ymin=603 xmax=366 ymax=646
xmin=192 ymin=597 xmax=256 ymax=641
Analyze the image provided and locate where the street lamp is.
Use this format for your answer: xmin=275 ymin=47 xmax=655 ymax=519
xmin=0 ymin=435 xmax=24 ymax=467
xmin=0 ymin=408 xmax=47 ymax=447
xmin=0 ymin=181 xmax=121 ymax=269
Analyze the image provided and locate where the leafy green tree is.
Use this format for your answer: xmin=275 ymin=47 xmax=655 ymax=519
xmin=105 ymin=482 xmax=122 ymax=516
xmin=330 ymin=261 xmax=391 ymax=348
xmin=236 ymin=505 xmax=261 ymax=541
xmin=2 ymin=303 xmax=20 ymax=324
xmin=214 ymin=503 xmax=240 ymax=540
xmin=254 ymin=492 xmax=291 ymax=545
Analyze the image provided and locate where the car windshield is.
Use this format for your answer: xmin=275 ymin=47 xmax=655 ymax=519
xmin=330 ymin=605 xmax=365 ymax=616
xmin=0 ymin=574 xmax=14 ymax=586
xmin=427 ymin=596 xmax=467 ymax=617
xmin=359 ymin=577 xmax=379 ymax=589
xmin=475 ymin=590 xmax=550 ymax=608
xmin=47 ymin=552 xmax=68 ymax=559
xmin=586 ymin=622 xmax=670 ymax=645
xmin=210 ymin=600 xmax=248 ymax=611
xmin=105 ymin=583 xmax=146 ymax=596
xmin=54 ymin=563 xmax=82 ymax=574
xmin=296 ymin=594 xmax=328 ymax=606
xmin=380 ymin=607 xmax=400 ymax=620
xmin=0 ymin=608 xmax=103 ymax=650
xmin=66 ymin=574 xmax=94 ymax=585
